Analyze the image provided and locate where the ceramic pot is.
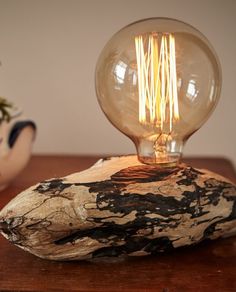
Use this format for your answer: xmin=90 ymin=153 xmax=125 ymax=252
xmin=0 ymin=109 xmax=36 ymax=191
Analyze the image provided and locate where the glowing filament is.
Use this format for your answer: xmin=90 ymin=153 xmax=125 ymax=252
xmin=135 ymin=33 xmax=179 ymax=131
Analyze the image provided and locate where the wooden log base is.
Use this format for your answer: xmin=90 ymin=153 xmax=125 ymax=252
xmin=0 ymin=155 xmax=236 ymax=261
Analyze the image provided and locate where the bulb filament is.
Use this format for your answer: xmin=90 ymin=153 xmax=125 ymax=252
xmin=135 ymin=33 xmax=179 ymax=132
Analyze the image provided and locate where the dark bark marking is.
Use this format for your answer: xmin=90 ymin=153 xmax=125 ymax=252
xmin=91 ymin=236 xmax=174 ymax=258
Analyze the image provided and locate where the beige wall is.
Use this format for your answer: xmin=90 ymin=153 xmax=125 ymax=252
xmin=0 ymin=0 xmax=235 ymax=165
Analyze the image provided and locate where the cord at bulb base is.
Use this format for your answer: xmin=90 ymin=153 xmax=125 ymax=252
xmin=136 ymin=137 xmax=183 ymax=167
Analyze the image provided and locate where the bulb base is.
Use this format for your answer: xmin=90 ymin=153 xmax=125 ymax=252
xmin=138 ymin=154 xmax=181 ymax=167
xmin=136 ymin=137 xmax=183 ymax=167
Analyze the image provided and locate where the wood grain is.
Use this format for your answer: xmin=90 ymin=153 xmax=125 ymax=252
xmin=0 ymin=155 xmax=236 ymax=291
xmin=0 ymin=155 xmax=236 ymax=261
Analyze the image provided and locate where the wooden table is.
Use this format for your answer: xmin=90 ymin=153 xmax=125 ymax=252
xmin=0 ymin=155 xmax=236 ymax=292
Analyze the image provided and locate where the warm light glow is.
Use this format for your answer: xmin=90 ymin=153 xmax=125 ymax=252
xmin=96 ymin=18 xmax=221 ymax=166
xmin=135 ymin=33 xmax=179 ymax=132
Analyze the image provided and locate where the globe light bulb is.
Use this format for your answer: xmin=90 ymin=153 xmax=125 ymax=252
xmin=95 ymin=18 xmax=221 ymax=166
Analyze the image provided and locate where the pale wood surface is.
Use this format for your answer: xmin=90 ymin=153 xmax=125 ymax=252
xmin=1 ymin=155 xmax=236 ymax=261
xmin=0 ymin=155 xmax=236 ymax=292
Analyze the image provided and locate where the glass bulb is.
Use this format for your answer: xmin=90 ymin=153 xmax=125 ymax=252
xmin=95 ymin=18 xmax=221 ymax=166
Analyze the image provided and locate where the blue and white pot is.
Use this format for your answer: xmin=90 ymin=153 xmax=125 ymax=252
xmin=0 ymin=109 xmax=36 ymax=191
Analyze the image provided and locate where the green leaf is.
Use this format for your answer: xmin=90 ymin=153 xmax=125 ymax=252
xmin=0 ymin=97 xmax=13 ymax=124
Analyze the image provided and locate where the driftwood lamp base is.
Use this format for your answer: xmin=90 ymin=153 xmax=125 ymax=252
xmin=0 ymin=155 xmax=236 ymax=261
